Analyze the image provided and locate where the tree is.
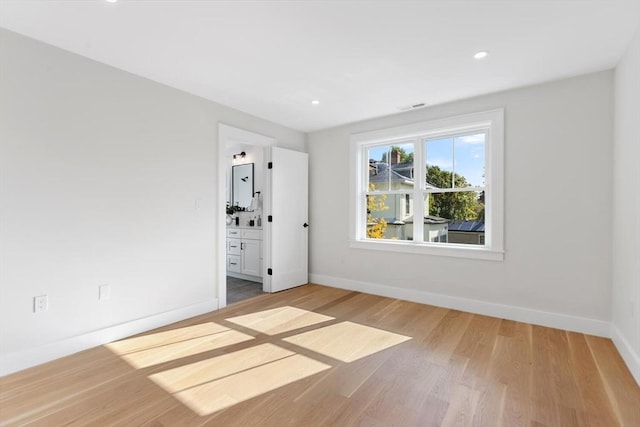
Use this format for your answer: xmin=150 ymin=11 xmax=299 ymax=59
xmin=475 ymin=191 xmax=485 ymax=221
xmin=366 ymin=183 xmax=388 ymax=238
xmin=380 ymin=146 xmax=413 ymax=164
xmin=426 ymin=165 xmax=483 ymax=221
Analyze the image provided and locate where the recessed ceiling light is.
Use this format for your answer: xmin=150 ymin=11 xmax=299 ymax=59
xmin=311 ymin=100 xmax=320 ymax=105
xmin=474 ymin=51 xmax=488 ymax=59
xmin=105 ymin=0 xmax=118 ymax=2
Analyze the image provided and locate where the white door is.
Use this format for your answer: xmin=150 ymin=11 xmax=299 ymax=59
xmin=264 ymin=147 xmax=309 ymax=292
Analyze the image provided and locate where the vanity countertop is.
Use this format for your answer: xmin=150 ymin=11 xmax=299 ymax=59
xmin=227 ymin=225 xmax=262 ymax=230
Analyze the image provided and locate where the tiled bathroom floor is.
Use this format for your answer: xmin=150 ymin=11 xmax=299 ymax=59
xmin=227 ymin=276 xmax=264 ymax=304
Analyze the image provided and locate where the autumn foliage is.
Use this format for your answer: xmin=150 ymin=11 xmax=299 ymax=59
xmin=366 ymin=183 xmax=388 ymax=239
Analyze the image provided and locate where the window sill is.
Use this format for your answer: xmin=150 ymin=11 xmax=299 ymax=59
xmin=349 ymin=239 xmax=504 ymax=261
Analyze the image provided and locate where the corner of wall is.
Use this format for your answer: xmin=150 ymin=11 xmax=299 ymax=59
xmin=611 ymin=26 xmax=640 ymax=387
xmin=611 ymin=323 xmax=640 ymax=386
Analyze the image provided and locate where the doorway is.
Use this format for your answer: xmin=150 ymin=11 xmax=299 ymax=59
xmin=217 ymin=124 xmax=275 ymax=308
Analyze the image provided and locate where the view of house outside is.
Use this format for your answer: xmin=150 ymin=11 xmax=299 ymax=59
xmin=366 ymin=134 xmax=486 ymax=245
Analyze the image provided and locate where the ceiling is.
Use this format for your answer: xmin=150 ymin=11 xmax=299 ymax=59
xmin=1 ymin=1 xmax=639 ymax=133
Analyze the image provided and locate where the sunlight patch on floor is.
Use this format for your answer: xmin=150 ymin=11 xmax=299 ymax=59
xmin=112 ymin=308 xmax=414 ymax=416
xmin=283 ymin=321 xmax=411 ymax=362
xmin=225 ymin=306 xmax=334 ymax=335
xmin=149 ymin=343 xmax=295 ymax=393
xmin=151 ymin=346 xmax=330 ymax=416
xmin=106 ymin=322 xmax=233 ymax=355
xmin=108 ymin=325 xmax=254 ymax=369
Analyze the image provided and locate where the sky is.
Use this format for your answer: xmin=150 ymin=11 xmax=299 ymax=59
xmin=368 ymin=133 xmax=485 ymax=187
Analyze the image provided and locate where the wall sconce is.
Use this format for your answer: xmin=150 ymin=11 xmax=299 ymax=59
xmin=233 ymin=151 xmax=246 ymax=160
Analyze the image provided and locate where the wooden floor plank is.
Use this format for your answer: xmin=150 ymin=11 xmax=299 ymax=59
xmin=470 ymin=378 xmax=506 ymax=427
xmin=492 ymin=321 xmax=533 ymax=427
xmin=531 ymin=325 xmax=563 ymax=426
xmin=1 ymin=284 xmax=638 ymax=426
xmin=585 ymin=334 xmax=640 ymax=425
xmin=566 ymin=332 xmax=619 ymax=427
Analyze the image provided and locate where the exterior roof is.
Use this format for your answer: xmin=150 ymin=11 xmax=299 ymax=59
xmin=383 ymin=218 xmax=406 ymax=225
xmin=448 ymin=221 xmax=485 ymax=232
xmin=369 ymin=161 xmax=440 ymax=189
xmin=401 ymin=215 xmax=449 ymax=225
xmin=424 ymin=215 xmax=449 ymax=224
xmin=369 ymin=162 xmax=414 ymax=188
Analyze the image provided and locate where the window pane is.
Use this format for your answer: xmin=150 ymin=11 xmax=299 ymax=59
xmin=454 ymin=133 xmax=485 ymax=188
xmin=368 ymin=143 xmax=414 ymax=192
xmin=424 ymin=191 xmax=485 ymax=245
xmin=366 ymin=193 xmax=413 ymax=241
xmin=425 ymin=137 xmax=453 ymax=189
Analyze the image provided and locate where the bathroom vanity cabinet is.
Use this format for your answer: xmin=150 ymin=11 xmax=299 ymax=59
xmin=227 ymin=227 xmax=262 ymax=281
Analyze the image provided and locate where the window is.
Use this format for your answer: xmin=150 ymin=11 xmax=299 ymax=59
xmin=350 ymin=109 xmax=504 ymax=261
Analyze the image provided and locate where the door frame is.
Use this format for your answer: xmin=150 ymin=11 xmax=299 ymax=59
xmin=217 ymin=124 xmax=275 ymax=309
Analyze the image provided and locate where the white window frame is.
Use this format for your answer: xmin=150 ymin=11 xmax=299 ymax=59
xmin=349 ymin=109 xmax=504 ymax=261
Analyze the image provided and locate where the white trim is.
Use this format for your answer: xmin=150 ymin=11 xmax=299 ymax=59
xmin=610 ymin=323 xmax=640 ymax=386
xmin=486 ymin=110 xmax=504 ymax=251
xmin=350 ymin=109 xmax=504 ymax=144
xmin=263 ymin=146 xmax=273 ymax=293
xmin=349 ymin=134 xmax=361 ymax=245
xmin=309 ymin=273 xmax=609 ymax=337
xmin=350 ymin=109 xmax=504 ymax=259
xmin=0 ymin=299 xmax=218 ymax=376
xmin=349 ymin=239 xmax=504 ymax=261
xmin=422 ymin=186 xmax=486 ymax=194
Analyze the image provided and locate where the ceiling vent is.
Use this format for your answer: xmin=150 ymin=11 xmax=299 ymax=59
xmin=398 ymin=102 xmax=427 ymax=111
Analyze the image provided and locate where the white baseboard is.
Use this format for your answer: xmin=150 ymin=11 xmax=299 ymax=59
xmin=610 ymin=323 xmax=640 ymax=386
xmin=0 ymin=299 xmax=218 ymax=377
xmin=309 ymin=274 xmax=610 ymax=337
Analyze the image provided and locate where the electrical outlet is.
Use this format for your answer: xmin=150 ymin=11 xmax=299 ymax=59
xmin=33 ymin=295 xmax=48 ymax=313
xmin=98 ymin=284 xmax=110 ymax=301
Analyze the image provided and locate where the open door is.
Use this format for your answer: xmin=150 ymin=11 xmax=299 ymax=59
xmin=263 ymin=147 xmax=309 ymax=293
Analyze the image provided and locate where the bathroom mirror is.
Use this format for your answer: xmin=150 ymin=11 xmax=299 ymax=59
xmin=232 ymin=163 xmax=254 ymax=209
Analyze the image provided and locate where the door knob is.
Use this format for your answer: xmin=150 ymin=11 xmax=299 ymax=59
xmin=303 ymin=223 xmax=309 ymax=228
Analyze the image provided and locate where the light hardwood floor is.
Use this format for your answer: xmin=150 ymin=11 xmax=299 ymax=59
xmin=1 ymin=284 xmax=639 ymax=426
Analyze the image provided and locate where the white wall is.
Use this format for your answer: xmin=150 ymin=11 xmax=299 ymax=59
xmin=308 ymin=71 xmax=614 ymax=335
xmin=0 ymin=29 xmax=304 ymax=375
xmin=612 ymin=29 xmax=640 ymax=384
